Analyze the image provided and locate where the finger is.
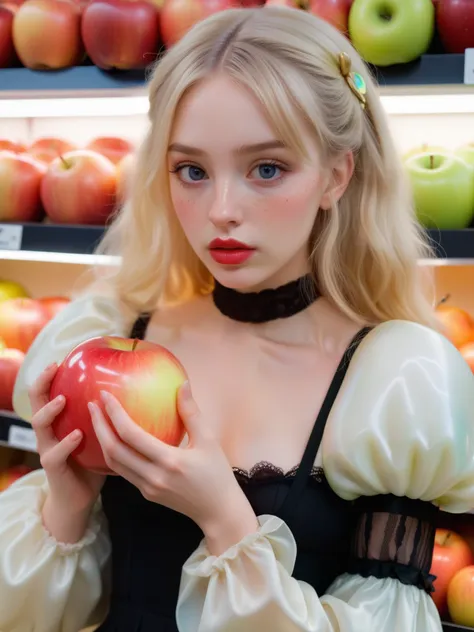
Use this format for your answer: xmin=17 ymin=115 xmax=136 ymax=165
xmin=88 ymin=401 xmax=154 ymax=479
xmin=31 ymin=395 xmax=65 ymax=453
xmin=98 ymin=391 xmax=173 ymax=462
xmin=177 ymin=381 xmax=205 ymax=441
xmin=40 ymin=429 xmax=83 ymax=473
xmin=28 ymin=363 xmax=59 ymax=416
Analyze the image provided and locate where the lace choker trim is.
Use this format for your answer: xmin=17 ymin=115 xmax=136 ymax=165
xmin=233 ymin=461 xmax=325 ymax=484
xmin=212 ymin=273 xmax=320 ymax=323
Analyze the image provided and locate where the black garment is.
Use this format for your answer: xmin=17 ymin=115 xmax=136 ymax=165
xmin=96 ymin=317 xmax=371 ymax=631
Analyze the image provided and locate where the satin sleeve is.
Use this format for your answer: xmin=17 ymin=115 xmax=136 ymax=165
xmin=13 ymin=293 xmax=130 ymax=421
xmin=0 ymin=469 xmax=111 ymax=632
xmin=176 ymin=320 xmax=474 ymax=632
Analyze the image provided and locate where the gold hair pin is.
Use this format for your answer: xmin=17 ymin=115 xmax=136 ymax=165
xmin=338 ymin=52 xmax=367 ymax=110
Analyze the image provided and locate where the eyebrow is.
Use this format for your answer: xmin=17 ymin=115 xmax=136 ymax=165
xmin=167 ymin=140 xmax=287 ymax=155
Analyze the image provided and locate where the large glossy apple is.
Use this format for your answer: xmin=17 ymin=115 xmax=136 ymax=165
xmin=435 ymin=296 xmax=474 ymax=349
xmin=50 ymin=336 xmax=188 ymax=473
xmin=0 ymin=5 xmax=16 ymax=68
xmin=308 ymin=0 xmax=353 ymax=33
xmin=348 ymin=0 xmax=435 ymax=66
xmin=405 ymin=152 xmax=474 ymax=229
xmin=0 ymin=347 xmax=25 ymax=410
xmin=82 ymin=0 xmax=160 ymax=69
xmin=0 ymin=151 xmax=47 ymax=222
xmin=160 ymin=0 xmax=236 ymax=48
xmin=437 ymin=0 xmax=474 ymax=54
xmin=430 ymin=529 xmax=474 ymax=618
xmin=39 ymin=296 xmax=71 ymax=319
xmin=0 ymin=464 xmax=34 ymax=491
xmin=0 ymin=280 xmax=29 ymax=302
xmin=41 ymin=150 xmax=117 ymax=225
xmin=448 ymin=565 xmax=474 ymax=626
xmin=86 ymin=137 xmax=135 ymax=165
xmin=0 ymin=298 xmax=50 ymax=353
xmin=12 ymin=0 xmax=84 ymax=69
xmin=28 ymin=137 xmax=77 ymax=165
xmin=0 ymin=140 xmax=26 ymax=154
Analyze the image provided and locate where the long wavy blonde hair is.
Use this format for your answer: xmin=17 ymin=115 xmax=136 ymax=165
xmin=96 ymin=6 xmax=436 ymax=327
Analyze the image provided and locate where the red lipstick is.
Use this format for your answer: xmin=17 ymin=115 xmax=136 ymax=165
xmin=208 ymin=238 xmax=255 ymax=265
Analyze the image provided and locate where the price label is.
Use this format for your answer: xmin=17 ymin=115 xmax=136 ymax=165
xmin=0 ymin=224 xmax=23 ymax=250
xmin=8 ymin=425 xmax=37 ymax=452
xmin=464 ymin=49 xmax=474 ymax=84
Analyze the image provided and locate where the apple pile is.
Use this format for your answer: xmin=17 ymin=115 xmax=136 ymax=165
xmin=435 ymin=294 xmax=474 ymax=373
xmin=430 ymin=528 xmax=474 ymax=627
xmin=0 ymin=279 xmax=71 ymax=411
xmin=0 ymin=136 xmax=135 ymax=225
xmin=405 ymin=143 xmax=474 ymax=230
xmin=50 ymin=335 xmax=188 ymax=473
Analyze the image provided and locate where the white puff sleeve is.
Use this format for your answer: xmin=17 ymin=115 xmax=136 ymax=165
xmin=176 ymin=320 xmax=474 ymax=632
xmin=0 ymin=294 xmax=129 ymax=632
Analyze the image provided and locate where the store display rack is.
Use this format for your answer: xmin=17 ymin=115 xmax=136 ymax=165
xmin=443 ymin=623 xmax=473 ymax=632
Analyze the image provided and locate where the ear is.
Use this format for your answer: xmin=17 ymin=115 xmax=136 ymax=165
xmin=320 ymin=151 xmax=355 ymax=211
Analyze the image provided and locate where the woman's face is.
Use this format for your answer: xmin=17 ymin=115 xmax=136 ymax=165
xmin=168 ymin=74 xmax=352 ymax=292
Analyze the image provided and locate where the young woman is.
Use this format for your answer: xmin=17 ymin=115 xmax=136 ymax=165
xmin=1 ymin=7 xmax=473 ymax=632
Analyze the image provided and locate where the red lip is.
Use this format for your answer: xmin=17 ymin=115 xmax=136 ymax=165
xmin=208 ymin=238 xmax=253 ymax=250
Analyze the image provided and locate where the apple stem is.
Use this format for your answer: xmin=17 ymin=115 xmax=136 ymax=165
xmin=59 ymin=155 xmax=70 ymax=169
xmin=436 ymin=294 xmax=451 ymax=308
xmin=132 ymin=339 xmax=139 ymax=351
xmin=429 ymin=154 xmax=435 ymax=170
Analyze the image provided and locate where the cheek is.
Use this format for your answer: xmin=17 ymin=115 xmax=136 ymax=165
xmin=262 ymin=180 xmax=320 ymax=226
xmin=170 ymin=185 xmax=201 ymax=236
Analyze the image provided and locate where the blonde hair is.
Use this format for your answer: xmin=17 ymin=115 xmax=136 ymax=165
xmin=96 ymin=7 xmax=436 ymax=327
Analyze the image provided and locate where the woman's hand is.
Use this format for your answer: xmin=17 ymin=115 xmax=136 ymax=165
xmin=29 ymin=363 xmax=106 ymax=543
xmin=89 ymin=381 xmax=259 ymax=554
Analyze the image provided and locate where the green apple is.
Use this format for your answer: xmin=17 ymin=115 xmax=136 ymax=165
xmin=405 ymin=152 xmax=474 ymax=229
xmin=0 ymin=280 xmax=29 ymax=302
xmin=455 ymin=144 xmax=474 ymax=169
xmin=403 ymin=144 xmax=450 ymax=161
xmin=349 ymin=0 xmax=435 ymax=67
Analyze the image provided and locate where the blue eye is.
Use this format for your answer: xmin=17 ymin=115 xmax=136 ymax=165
xmin=177 ymin=165 xmax=207 ymax=182
xmin=252 ymin=163 xmax=282 ymax=180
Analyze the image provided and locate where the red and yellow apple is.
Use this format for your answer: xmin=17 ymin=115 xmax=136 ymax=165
xmin=447 ymin=565 xmax=474 ymax=627
xmin=41 ymin=150 xmax=117 ymax=225
xmin=0 ymin=280 xmax=29 ymax=302
xmin=0 ymin=140 xmax=26 ymax=154
xmin=50 ymin=336 xmax=188 ymax=473
xmin=430 ymin=528 xmax=474 ymax=617
xmin=0 ymin=150 xmax=47 ymax=222
xmin=28 ymin=137 xmax=77 ymax=164
xmin=0 ymin=298 xmax=49 ymax=353
xmin=0 ymin=347 xmax=25 ymax=410
xmin=160 ymin=0 xmax=237 ymax=48
xmin=39 ymin=296 xmax=71 ymax=319
xmin=308 ymin=0 xmax=353 ymax=33
xmin=12 ymin=0 xmax=84 ymax=69
xmin=116 ymin=152 xmax=136 ymax=203
xmin=459 ymin=341 xmax=474 ymax=373
xmin=81 ymin=0 xmax=160 ymax=69
xmin=0 ymin=5 xmax=16 ymax=68
xmin=435 ymin=296 xmax=474 ymax=349
xmin=86 ymin=137 xmax=135 ymax=165
xmin=0 ymin=464 xmax=34 ymax=491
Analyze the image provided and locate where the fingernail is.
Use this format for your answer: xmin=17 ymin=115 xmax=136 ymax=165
xmin=46 ymin=362 xmax=57 ymax=371
xmin=72 ymin=429 xmax=82 ymax=441
xmin=88 ymin=402 xmax=96 ymax=415
xmin=100 ymin=390 xmax=110 ymax=402
xmin=55 ymin=395 xmax=65 ymax=405
xmin=181 ymin=380 xmax=191 ymax=397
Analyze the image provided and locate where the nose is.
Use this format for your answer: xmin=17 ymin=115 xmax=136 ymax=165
xmin=207 ymin=177 xmax=243 ymax=229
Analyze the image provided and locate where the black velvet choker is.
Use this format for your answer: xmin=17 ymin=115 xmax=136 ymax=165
xmin=212 ymin=274 xmax=320 ymax=323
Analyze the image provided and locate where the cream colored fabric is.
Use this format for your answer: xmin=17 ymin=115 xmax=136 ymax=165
xmin=1 ymin=301 xmax=473 ymax=632
xmin=176 ymin=321 xmax=474 ymax=632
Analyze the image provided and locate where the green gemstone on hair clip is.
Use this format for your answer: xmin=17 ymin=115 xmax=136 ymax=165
xmin=353 ymin=72 xmax=366 ymax=96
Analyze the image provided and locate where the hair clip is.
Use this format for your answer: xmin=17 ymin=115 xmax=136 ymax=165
xmin=338 ymin=52 xmax=367 ymax=110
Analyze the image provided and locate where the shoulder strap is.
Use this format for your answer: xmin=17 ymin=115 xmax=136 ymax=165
xmin=130 ymin=313 xmax=153 ymax=340
xmin=278 ymin=326 xmax=373 ymax=520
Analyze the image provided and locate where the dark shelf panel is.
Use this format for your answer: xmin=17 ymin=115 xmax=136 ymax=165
xmin=0 ymin=222 xmax=105 ymax=255
xmin=428 ymin=229 xmax=474 ymax=260
xmin=443 ymin=623 xmax=474 ymax=631
xmin=0 ymin=54 xmax=468 ymax=93
xmin=0 ymin=411 xmax=36 ymax=452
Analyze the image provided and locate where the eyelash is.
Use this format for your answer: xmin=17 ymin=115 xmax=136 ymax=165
xmin=169 ymin=160 xmax=290 ymax=184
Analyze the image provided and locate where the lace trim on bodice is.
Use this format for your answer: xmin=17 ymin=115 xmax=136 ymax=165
xmin=232 ymin=460 xmax=325 ymax=484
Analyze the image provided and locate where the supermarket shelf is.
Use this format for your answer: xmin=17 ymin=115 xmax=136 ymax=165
xmin=0 ymin=54 xmax=470 ymax=98
xmin=443 ymin=623 xmax=473 ymax=631
xmin=428 ymin=229 xmax=474 ymax=260
xmin=0 ymin=411 xmax=37 ymax=452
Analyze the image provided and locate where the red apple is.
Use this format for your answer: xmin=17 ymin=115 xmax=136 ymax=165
xmin=0 ymin=298 xmax=50 ymax=353
xmin=28 ymin=137 xmax=77 ymax=165
xmin=50 ymin=336 xmax=188 ymax=473
xmin=436 ymin=0 xmax=474 ymax=54
xmin=39 ymin=296 xmax=71 ymax=319
xmin=86 ymin=137 xmax=135 ymax=165
xmin=0 ymin=140 xmax=26 ymax=153
xmin=0 ymin=5 xmax=16 ymax=68
xmin=448 ymin=565 xmax=474 ymax=626
xmin=0 ymin=464 xmax=34 ymax=491
xmin=0 ymin=347 xmax=24 ymax=410
xmin=0 ymin=151 xmax=47 ymax=222
xmin=430 ymin=528 xmax=474 ymax=617
xmin=308 ymin=0 xmax=353 ymax=33
xmin=264 ymin=0 xmax=305 ymax=6
xmin=160 ymin=0 xmax=237 ymax=48
xmin=116 ymin=152 xmax=136 ymax=203
xmin=81 ymin=0 xmax=160 ymax=70
xmin=41 ymin=150 xmax=117 ymax=225
xmin=459 ymin=341 xmax=474 ymax=373
xmin=435 ymin=295 xmax=474 ymax=349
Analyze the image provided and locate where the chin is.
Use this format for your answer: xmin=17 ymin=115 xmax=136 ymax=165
xmin=211 ymin=266 xmax=271 ymax=293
